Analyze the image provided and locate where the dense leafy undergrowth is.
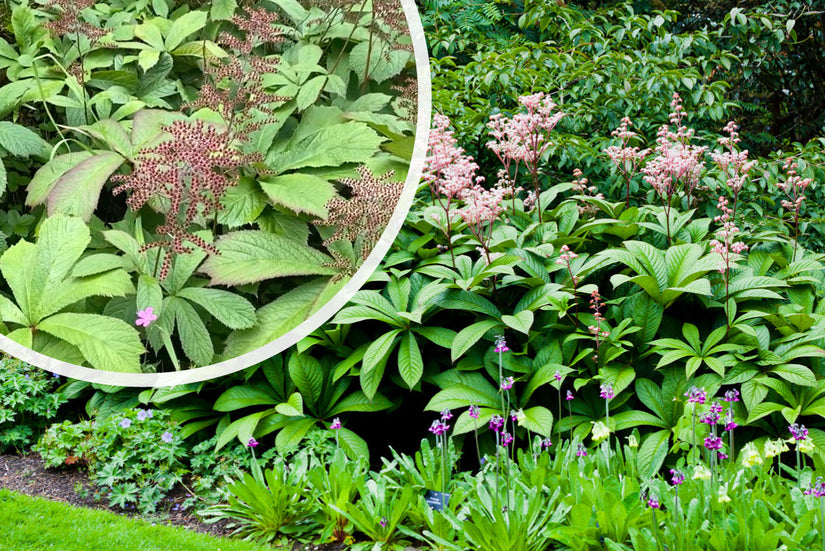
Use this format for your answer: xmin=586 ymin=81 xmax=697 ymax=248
xmin=0 ymin=0 xmax=416 ymax=372
xmin=4 ymin=0 xmax=825 ymax=549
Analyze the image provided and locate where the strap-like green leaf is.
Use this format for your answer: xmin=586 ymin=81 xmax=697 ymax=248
xmin=398 ymin=331 xmax=423 ymax=389
xmin=451 ymin=319 xmax=500 ymax=362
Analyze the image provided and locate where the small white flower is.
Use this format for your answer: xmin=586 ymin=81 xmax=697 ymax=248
xmin=693 ymin=464 xmax=711 ymax=480
xmin=591 ymin=421 xmax=610 ymax=443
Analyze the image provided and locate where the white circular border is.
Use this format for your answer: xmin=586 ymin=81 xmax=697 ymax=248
xmin=0 ymin=0 xmax=431 ymax=388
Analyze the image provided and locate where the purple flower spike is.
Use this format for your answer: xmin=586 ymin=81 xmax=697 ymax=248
xmin=429 ymin=420 xmax=449 ymax=436
xmin=248 ymin=438 xmax=259 ymax=448
xmin=599 ymin=383 xmax=614 ymax=400
xmin=379 ymin=516 xmax=388 ymax=528
xmin=789 ymin=423 xmax=809 ymax=442
xmin=575 ymin=443 xmax=587 ymax=457
xmin=554 ymin=372 xmax=562 ymax=382
xmin=648 ymin=496 xmax=661 ymax=509
xmin=500 ymin=376 xmax=514 ymax=391
xmin=566 ymin=390 xmax=574 ymax=401
xmin=468 ymin=405 xmax=480 ymax=419
xmin=501 ymin=432 xmax=514 ymax=447
xmin=704 ymin=435 xmax=722 ymax=450
xmin=541 ymin=438 xmax=553 ymax=449
xmin=723 ymin=389 xmax=740 ymax=402
xmin=329 ymin=417 xmax=342 ymax=430
xmin=489 ymin=415 xmax=504 ymax=432
xmin=135 ymin=307 xmax=158 ymax=327
xmin=494 ymin=335 xmax=509 ymax=353
xmin=669 ymin=469 xmax=685 ymax=485
xmin=440 ymin=409 xmax=453 ymax=421
xmin=685 ymin=386 xmax=706 ymax=404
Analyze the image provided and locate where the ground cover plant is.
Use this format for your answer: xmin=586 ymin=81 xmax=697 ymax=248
xmin=0 ymin=0 xmax=418 ymax=373
xmin=4 ymin=0 xmax=825 ymax=549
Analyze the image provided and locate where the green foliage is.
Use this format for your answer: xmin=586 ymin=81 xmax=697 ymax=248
xmin=0 ymin=357 xmax=66 ymax=452
xmin=0 ymin=0 xmax=417 ymax=372
xmin=35 ymin=407 xmax=187 ymax=514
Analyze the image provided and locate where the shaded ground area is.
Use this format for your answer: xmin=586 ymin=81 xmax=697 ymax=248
xmin=0 ymin=453 xmax=350 ymax=550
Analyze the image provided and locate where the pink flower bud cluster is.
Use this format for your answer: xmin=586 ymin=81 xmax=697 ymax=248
xmin=487 ymin=93 xmax=565 ymax=165
xmin=571 ymin=168 xmax=604 ymax=215
xmin=555 ymin=244 xmax=580 ymax=286
xmin=424 ymin=114 xmax=484 ymax=200
xmin=642 ymin=94 xmax=707 ymax=202
xmin=604 ymin=117 xmax=650 ymax=169
xmin=710 ymin=196 xmax=748 ymax=273
xmin=711 ymin=122 xmax=756 ymax=194
xmin=777 ymin=158 xmax=812 ymax=212
xmin=456 ymin=181 xmax=510 ymax=227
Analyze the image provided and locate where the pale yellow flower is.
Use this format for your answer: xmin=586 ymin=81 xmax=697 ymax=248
xmin=765 ymin=438 xmax=789 ymax=458
xmin=741 ymin=442 xmax=763 ymax=468
xmin=799 ymin=438 xmax=816 ymax=454
xmin=591 ymin=421 xmax=610 ymax=442
xmin=693 ymin=464 xmax=711 ymax=480
xmin=626 ymin=434 xmax=638 ymax=448
xmin=717 ymin=483 xmax=731 ymax=503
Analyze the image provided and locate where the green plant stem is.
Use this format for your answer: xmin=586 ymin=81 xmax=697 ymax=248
xmin=605 ymin=398 xmax=611 ymax=473
xmin=31 ymin=56 xmax=68 ymax=148
xmin=820 ymin=497 xmax=825 ymax=551
xmin=691 ymin=406 xmax=697 ymax=466
xmin=651 ymin=507 xmax=662 ymax=551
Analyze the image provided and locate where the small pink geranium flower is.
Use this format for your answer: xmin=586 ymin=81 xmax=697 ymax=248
xmin=136 ymin=307 xmax=158 ymax=327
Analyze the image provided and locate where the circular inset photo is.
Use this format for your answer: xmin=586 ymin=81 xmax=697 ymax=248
xmin=0 ymin=0 xmax=430 ymax=385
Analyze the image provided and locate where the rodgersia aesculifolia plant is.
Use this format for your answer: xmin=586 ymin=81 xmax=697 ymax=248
xmin=112 ymin=8 xmax=287 ymax=279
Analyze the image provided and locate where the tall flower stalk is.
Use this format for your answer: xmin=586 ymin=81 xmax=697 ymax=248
xmin=605 ymin=117 xmax=650 ymax=207
xmin=685 ymin=386 xmax=706 ymax=465
xmin=486 ymin=93 xmax=565 ymax=223
xmin=776 ymin=158 xmax=813 ymax=262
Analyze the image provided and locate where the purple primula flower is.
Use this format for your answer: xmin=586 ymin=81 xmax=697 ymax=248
xmin=135 ymin=307 xmax=158 ymax=327
xmin=380 ymin=516 xmax=388 ymax=528
xmin=700 ymin=411 xmax=720 ymax=426
xmin=789 ymin=423 xmax=809 ymax=442
xmin=510 ymin=411 xmax=519 ymax=422
xmin=718 ymin=451 xmax=728 ymax=460
xmin=468 ymin=405 xmax=480 ymax=419
xmin=541 ymin=438 xmax=553 ymax=449
xmin=329 ymin=417 xmax=342 ymax=430
xmin=709 ymin=401 xmax=723 ymax=414
xmin=429 ymin=420 xmax=449 ymax=436
xmin=600 ymin=383 xmax=614 ymax=400
xmin=723 ymin=409 xmax=737 ymax=432
xmin=648 ymin=496 xmax=661 ymax=509
xmin=805 ymin=477 xmax=825 ymax=497
xmin=248 ymin=438 xmax=259 ymax=448
xmin=119 ymin=418 xmax=131 ymax=429
xmin=575 ymin=443 xmax=587 ymax=457
xmin=161 ymin=431 xmax=173 ymax=444
xmin=566 ymin=390 xmax=574 ymax=401
xmin=489 ymin=415 xmax=504 ymax=432
xmin=440 ymin=409 xmax=453 ymax=421
xmin=494 ymin=335 xmax=509 ymax=353
xmin=685 ymin=386 xmax=706 ymax=404
xmin=554 ymin=372 xmax=562 ymax=382
xmin=669 ymin=469 xmax=685 ymax=485
xmin=501 ymin=432 xmax=514 ymax=447
xmin=704 ymin=435 xmax=723 ymax=450
xmin=723 ymin=389 xmax=740 ymax=402
xmin=500 ymin=376 xmax=514 ymax=390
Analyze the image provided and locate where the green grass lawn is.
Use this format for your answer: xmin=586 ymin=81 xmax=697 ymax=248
xmin=0 ymin=489 xmax=267 ymax=551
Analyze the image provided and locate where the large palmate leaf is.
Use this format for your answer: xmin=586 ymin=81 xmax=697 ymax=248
xmin=0 ymin=214 xmax=140 ymax=371
xmin=37 ymin=313 xmax=143 ymax=372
